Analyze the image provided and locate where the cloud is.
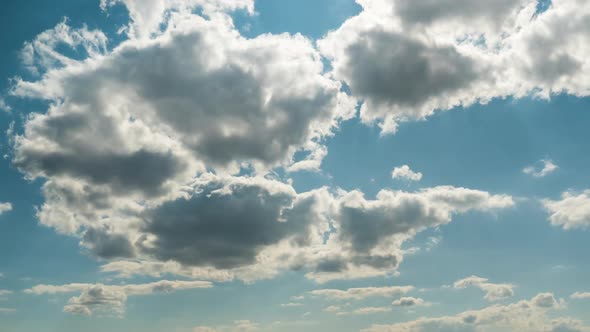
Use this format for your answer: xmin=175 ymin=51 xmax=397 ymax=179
xmin=392 ymin=165 xmax=423 ymax=182
xmin=392 ymin=296 xmax=430 ymax=307
xmin=523 ymin=159 xmax=559 ymax=177
xmin=0 ymin=308 xmax=16 ymax=314
xmin=344 ymin=306 xmax=392 ymax=315
xmin=571 ymin=292 xmax=590 ymax=300
xmin=308 ymin=286 xmax=414 ymax=301
xmin=543 ymin=190 xmax=590 ymax=230
xmin=0 ymin=99 xmax=11 ymax=113
xmin=319 ymin=0 xmax=590 ymax=134
xmin=362 ymin=292 xmax=582 ymax=332
xmin=453 ymin=276 xmax=515 ymax=301
xmin=193 ymin=320 xmax=260 ymax=332
xmin=9 ymin=2 xmax=514 ymax=285
xmin=100 ymin=0 xmax=255 ymax=39
xmin=26 ymin=280 xmax=212 ymax=316
xmin=281 ymin=302 xmax=303 ymax=307
xmin=0 ymin=202 xmax=12 ymax=216
xmin=94 ymin=181 xmax=513 ymax=284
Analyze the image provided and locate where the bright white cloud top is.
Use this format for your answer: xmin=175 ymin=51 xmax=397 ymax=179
xmin=392 ymin=165 xmax=423 ymax=182
xmin=0 ymin=202 xmax=11 ymax=216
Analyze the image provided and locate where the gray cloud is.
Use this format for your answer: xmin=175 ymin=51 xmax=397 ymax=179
xmin=138 ymin=176 xmax=318 ymax=269
xmin=344 ymin=30 xmax=479 ymax=108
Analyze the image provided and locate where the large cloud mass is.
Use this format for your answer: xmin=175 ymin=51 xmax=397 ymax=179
xmin=6 ymin=0 xmax=518 ymax=285
xmin=320 ymin=0 xmax=590 ymax=133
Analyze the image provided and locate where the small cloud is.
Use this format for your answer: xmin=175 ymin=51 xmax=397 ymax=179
xmin=392 ymin=297 xmax=431 ymax=307
xmin=0 ymin=202 xmax=12 ymax=216
xmin=0 ymin=308 xmax=16 ymax=314
xmin=571 ymin=292 xmax=590 ymax=300
xmin=281 ymin=302 xmax=303 ymax=307
xmin=453 ymin=276 xmax=515 ymax=301
xmin=392 ymin=165 xmax=423 ymax=182
xmin=0 ymin=99 xmax=11 ymax=113
xmin=523 ymin=159 xmax=558 ymax=178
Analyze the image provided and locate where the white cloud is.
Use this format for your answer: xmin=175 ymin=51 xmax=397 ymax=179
xmin=25 ymin=280 xmax=212 ymax=316
xmin=392 ymin=165 xmax=423 ymax=182
xmin=193 ymin=320 xmax=260 ymax=332
xmin=362 ymin=293 xmax=583 ymax=332
xmin=319 ymin=0 xmax=590 ymax=134
xmin=280 ymin=302 xmax=303 ymax=307
xmin=0 ymin=202 xmax=12 ymax=216
xmin=0 ymin=99 xmax=11 ymax=113
xmin=0 ymin=308 xmax=16 ymax=314
xmin=543 ymin=190 xmax=590 ymax=230
xmin=100 ymin=0 xmax=255 ymax=39
xmin=308 ymin=286 xmax=414 ymax=301
xmin=392 ymin=297 xmax=430 ymax=307
xmin=571 ymin=292 xmax=590 ymax=300
xmin=523 ymin=159 xmax=559 ymax=178
xmin=343 ymin=306 xmax=392 ymax=315
xmin=9 ymin=0 xmax=515 ymax=286
xmin=453 ymin=276 xmax=515 ymax=301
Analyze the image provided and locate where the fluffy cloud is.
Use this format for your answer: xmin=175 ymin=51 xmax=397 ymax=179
xmin=453 ymin=276 xmax=515 ymax=301
xmin=0 ymin=202 xmax=11 ymax=216
xmin=523 ymin=159 xmax=559 ymax=178
xmin=309 ymin=286 xmax=414 ymax=301
xmin=25 ymin=280 xmax=212 ymax=316
xmin=100 ymin=0 xmax=255 ymax=38
xmin=392 ymin=165 xmax=423 ymax=182
xmin=543 ymin=190 xmax=590 ymax=230
xmin=392 ymin=297 xmax=430 ymax=307
xmin=362 ymin=293 xmax=584 ymax=332
xmin=571 ymin=292 xmax=590 ymax=300
xmin=9 ymin=0 xmax=515 ymax=286
xmin=92 ymin=182 xmax=513 ymax=284
xmin=319 ymin=0 xmax=590 ymax=133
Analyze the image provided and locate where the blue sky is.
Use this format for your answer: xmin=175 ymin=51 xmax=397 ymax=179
xmin=1 ymin=1 xmax=590 ymax=331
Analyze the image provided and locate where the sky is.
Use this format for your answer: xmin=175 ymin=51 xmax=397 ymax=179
xmin=0 ymin=0 xmax=590 ymax=331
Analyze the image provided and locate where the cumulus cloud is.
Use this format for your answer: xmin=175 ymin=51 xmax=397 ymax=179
xmin=8 ymin=0 xmax=515 ymax=286
xmin=93 ymin=181 xmax=513 ymax=284
xmin=392 ymin=165 xmax=423 ymax=182
xmin=392 ymin=296 xmax=430 ymax=307
xmin=362 ymin=293 xmax=582 ymax=332
xmin=543 ymin=190 xmax=590 ymax=230
xmin=25 ymin=280 xmax=212 ymax=316
xmin=453 ymin=276 xmax=515 ymax=301
xmin=100 ymin=0 xmax=255 ymax=38
xmin=0 ymin=202 xmax=12 ymax=216
xmin=319 ymin=0 xmax=590 ymax=133
xmin=523 ymin=159 xmax=559 ymax=177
